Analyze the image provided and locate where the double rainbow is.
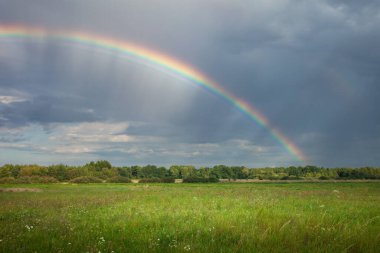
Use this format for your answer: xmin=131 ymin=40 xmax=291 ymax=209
xmin=0 ymin=24 xmax=306 ymax=162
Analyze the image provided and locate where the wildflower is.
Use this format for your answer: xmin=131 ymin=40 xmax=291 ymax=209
xmin=148 ymin=238 xmax=160 ymax=248
xmin=169 ymin=240 xmax=177 ymax=248
xmin=184 ymin=245 xmax=191 ymax=251
xmin=98 ymin=237 xmax=106 ymax=244
xmin=25 ymin=225 xmax=33 ymax=231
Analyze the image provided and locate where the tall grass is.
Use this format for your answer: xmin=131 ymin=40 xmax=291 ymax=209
xmin=0 ymin=183 xmax=379 ymax=252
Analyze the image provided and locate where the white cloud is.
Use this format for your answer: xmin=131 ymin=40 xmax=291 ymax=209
xmin=48 ymin=121 xmax=166 ymax=144
xmin=0 ymin=121 xmax=295 ymax=166
xmin=0 ymin=122 xmax=164 ymax=156
xmin=38 ymin=144 xmax=99 ymax=154
xmin=0 ymin=95 xmax=28 ymax=104
xmin=0 ymin=89 xmax=31 ymax=106
xmin=49 ymin=122 xmax=131 ymax=142
xmin=0 ymin=143 xmax=28 ymax=149
xmin=228 ymin=139 xmax=270 ymax=153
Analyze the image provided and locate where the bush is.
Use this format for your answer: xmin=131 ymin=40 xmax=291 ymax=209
xmin=138 ymin=178 xmax=175 ymax=183
xmin=183 ymin=178 xmax=219 ymax=183
xmin=281 ymin=175 xmax=303 ymax=180
xmin=10 ymin=176 xmax=59 ymax=184
xmin=0 ymin=177 xmax=16 ymax=184
xmin=14 ymin=177 xmax=32 ymax=184
xmin=32 ymin=176 xmax=58 ymax=183
xmin=41 ymin=177 xmax=57 ymax=183
xmin=107 ymin=176 xmax=132 ymax=183
xmin=70 ymin=176 xmax=103 ymax=184
xmin=319 ymin=176 xmax=330 ymax=180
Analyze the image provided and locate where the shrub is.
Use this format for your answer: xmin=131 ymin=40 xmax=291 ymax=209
xmin=31 ymin=176 xmax=58 ymax=183
xmin=183 ymin=178 xmax=219 ymax=183
xmin=290 ymin=176 xmax=303 ymax=180
xmin=107 ymin=176 xmax=132 ymax=183
xmin=319 ymin=176 xmax=330 ymax=180
xmin=138 ymin=178 xmax=175 ymax=183
xmin=281 ymin=175 xmax=303 ymax=180
xmin=0 ymin=177 xmax=16 ymax=184
xmin=70 ymin=176 xmax=103 ymax=184
xmin=8 ymin=176 xmax=59 ymax=184
xmin=14 ymin=177 xmax=32 ymax=184
xmin=0 ymin=176 xmax=59 ymax=184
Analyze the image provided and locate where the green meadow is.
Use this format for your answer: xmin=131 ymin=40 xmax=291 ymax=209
xmin=0 ymin=182 xmax=379 ymax=253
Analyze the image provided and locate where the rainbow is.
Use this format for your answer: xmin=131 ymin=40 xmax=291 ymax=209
xmin=0 ymin=24 xmax=306 ymax=162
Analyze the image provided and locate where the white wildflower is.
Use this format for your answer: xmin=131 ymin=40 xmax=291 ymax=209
xmin=25 ymin=225 xmax=33 ymax=231
xmin=169 ymin=240 xmax=177 ymax=248
xmin=98 ymin=237 xmax=106 ymax=244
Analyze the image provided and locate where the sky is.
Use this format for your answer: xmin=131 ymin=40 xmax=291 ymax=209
xmin=0 ymin=0 xmax=379 ymax=167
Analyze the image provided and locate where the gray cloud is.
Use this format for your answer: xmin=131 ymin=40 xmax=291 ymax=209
xmin=0 ymin=0 xmax=379 ymax=166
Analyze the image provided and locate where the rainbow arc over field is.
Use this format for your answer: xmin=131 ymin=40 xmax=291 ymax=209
xmin=0 ymin=24 xmax=306 ymax=162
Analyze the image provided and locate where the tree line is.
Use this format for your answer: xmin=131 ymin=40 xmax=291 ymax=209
xmin=0 ymin=160 xmax=379 ymax=183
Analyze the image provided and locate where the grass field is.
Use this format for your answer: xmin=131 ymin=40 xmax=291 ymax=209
xmin=0 ymin=182 xmax=379 ymax=253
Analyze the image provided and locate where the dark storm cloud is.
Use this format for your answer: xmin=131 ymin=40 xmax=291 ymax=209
xmin=0 ymin=0 xmax=379 ymax=166
xmin=0 ymin=95 xmax=98 ymax=127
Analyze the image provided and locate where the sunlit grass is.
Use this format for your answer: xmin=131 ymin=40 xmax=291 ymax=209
xmin=0 ymin=183 xmax=379 ymax=252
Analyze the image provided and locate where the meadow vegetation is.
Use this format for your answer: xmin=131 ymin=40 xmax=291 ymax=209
xmin=0 ymin=182 xmax=379 ymax=252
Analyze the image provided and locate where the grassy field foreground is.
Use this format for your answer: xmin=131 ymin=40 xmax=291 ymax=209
xmin=0 ymin=183 xmax=379 ymax=252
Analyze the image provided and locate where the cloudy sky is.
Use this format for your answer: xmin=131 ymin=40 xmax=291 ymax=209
xmin=0 ymin=0 xmax=379 ymax=167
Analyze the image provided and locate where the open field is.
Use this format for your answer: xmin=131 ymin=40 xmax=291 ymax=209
xmin=0 ymin=182 xmax=379 ymax=253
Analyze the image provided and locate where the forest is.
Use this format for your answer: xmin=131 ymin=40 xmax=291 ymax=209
xmin=0 ymin=160 xmax=379 ymax=183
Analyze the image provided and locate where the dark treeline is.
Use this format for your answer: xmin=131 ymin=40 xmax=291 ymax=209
xmin=1 ymin=160 xmax=380 ymax=183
